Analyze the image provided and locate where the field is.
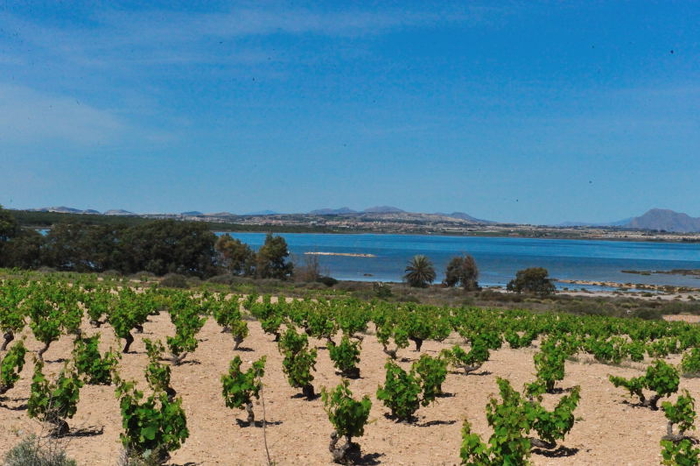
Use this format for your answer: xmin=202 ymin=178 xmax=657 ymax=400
xmin=1 ymin=278 xmax=699 ymax=465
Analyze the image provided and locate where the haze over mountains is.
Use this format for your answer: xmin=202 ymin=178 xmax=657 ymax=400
xmin=19 ymin=206 xmax=700 ymax=233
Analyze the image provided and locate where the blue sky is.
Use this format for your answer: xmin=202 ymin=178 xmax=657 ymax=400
xmin=1 ymin=1 xmax=698 ymax=224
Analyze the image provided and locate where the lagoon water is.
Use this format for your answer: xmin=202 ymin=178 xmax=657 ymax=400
xmin=223 ymin=233 xmax=700 ymax=289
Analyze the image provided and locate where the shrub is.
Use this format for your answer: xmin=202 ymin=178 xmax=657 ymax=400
xmin=159 ymin=274 xmax=189 ymax=289
xmin=115 ymin=376 xmax=189 ymax=465
xmin=27 ymin=362 xmax=83 ymax=437
xmin=413 ymin=354 xmax=448 ymax=403
xmin=221 ymin=356 xmax=266 ymax=425
xmin=322 ymin=379 xmax=372 ymax=464
xmin=3 ymin=435 xmax=77 ymax=466
xmin=376 ymin=360 xmax=421 ymax=422
xmin=328 ymin=336 xmax=362 ymax=379
xmin=317 ymin=276 xmax=339 ymax=287
xmin=609 ymin=359 xmax=680 ymax=410
xmin=507 ymin=267 xmax=556 ymax=296
xmin=72 ymin=335 xmax=119 ymax=385
xmin=681 ymin=348 xmax=700 ymax=377
xmin=0 ymin=340 xmax=27 ymax=395
xmin=278 ymin=328 xmax=318 ymax=399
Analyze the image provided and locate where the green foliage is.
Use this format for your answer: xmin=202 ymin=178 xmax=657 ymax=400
xmin=3 ymin=434 xmax=77 ymax=466
xmin=27 ymin=291 xmax=63 ymax=361
xmin=121 ymin=219 xmax=218 ymax=278
xmin=328 ymin=335 xmax=362 ymax=378
xmin=221 ymin=356 xmax=266 ymax=424
xmin=143 ymin=339 xmax=174 ymax=398
xmin=662 ymin=390 xmax=696 ymax=438
xmin=0 ymin=340 xmax=27 ymax=394
xmin=376 ymin=360 xmax=422 ymax=422
xmin=250 ymin=300 xmax=284 ymax=340
xmin=506 ymin=267 xmax=556 ymax=296
xmin=661 ymin=438 xmax=700 ymax=466
xmin=0 ymin=279 xmax=28 ymax=349
xmin=72 ymin=335 xmax=119 ymax=385
xmin=528 ymin=386 xmax=582 ymax=446
xmin=256 ymin=233 xmax=293 ymax=279
xmin=322 ymin=379 xmax=372 ymax=441
xmin=441 ymin=341 xmax=490 ymax=375
xmin=681 ymin=348 xmax=700 ymax=377
xmin=460 ymin=378 xmax=531 ymax=465
xmin=115 ymin=378 xmax=189 ymax=464
xmin=412 ymin=354 xmax=448 ymax=405
xmin=278 ymin=328 xmax=317 ymax=399
xmin=529 ymin=338 xmax=568 ymax=393
xmin=444 ymin=255 xmax=479 ymax=290
xmin=461 ymin=377 xmax=582 ymax=465
xmin=609 ymin=359 xmax=680 ymax=409
xmin=27 ymin=362 xmax=83 ymax=437
xmin=215 ymin=234 xmax=255 ymax=276
xmin=403 ymin=255 xmax=436 ymax=288
xmin=81 ymin=285 xmax=113 ymax=326
xmin=110 ymin=288 xmax=156 ymax=353
xmin=583 ymin=336 xmax=628 ymax=364
xmin=166 ymin=293 xmax=207 ymax=365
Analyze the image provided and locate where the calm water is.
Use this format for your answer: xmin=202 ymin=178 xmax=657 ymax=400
xmin=221 ymin=233 xmax=700 ymax=289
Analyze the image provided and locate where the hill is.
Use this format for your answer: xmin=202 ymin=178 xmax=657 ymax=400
xmin=623 ymin=208 xmax=700 ymax=233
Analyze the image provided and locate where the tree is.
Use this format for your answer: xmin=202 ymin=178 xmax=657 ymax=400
xmin=43 ymin=223 xmax=126 ymax=272
xmin=507 ymin=267 xmax=556 ymax=296
xmin=0 ymin=205 xmax=20 ymax=266
xmin=403 ymin=255 xmax=436 ymax=288
xmin=121 ymin=220 xmax=218 ymax=278
xmin=443 ymin=255 xmax=479 ymax=290
xmin=215 ymin=234 xmax=255 ymax=276
xmin=256 ymin=233 xmax=293 ymax=280
xmin=1 ymin=229 xmax=44 ymax=269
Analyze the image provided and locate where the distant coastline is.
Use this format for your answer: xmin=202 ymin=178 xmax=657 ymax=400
xmin=304 ymin=251 xmax=376 ymax=258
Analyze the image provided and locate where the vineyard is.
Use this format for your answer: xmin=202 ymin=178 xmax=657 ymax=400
xmin=1 ymin=272 xmax=700 ymax=464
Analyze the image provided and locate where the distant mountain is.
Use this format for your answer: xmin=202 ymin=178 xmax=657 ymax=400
xmin=104 ymin=209 xmax=136 ymax=216
xmin=30 ymin=206 xmax=84 ymax=214
xmin=557 ymin=218 xmax=632 ymax=227
xmin=437 ymin=212 xmax=494 ymax=224
xmin=245 ymin=210 xmax=278 ymax=216
xmin=310 ymin=207 xmax=357 ymax=215
xmin=30 ymin=206 xmax=106 ymax=215
xmin=623 ymin=208 xmax=700 ymax=233
xmin=181 ymin=211 xmax=203 ymax=216
xmin=363 ymin=206 xmax=405 ymax=214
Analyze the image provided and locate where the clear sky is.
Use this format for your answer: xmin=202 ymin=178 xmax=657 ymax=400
xmin=1 ymin=1 xmax=698 ymax=225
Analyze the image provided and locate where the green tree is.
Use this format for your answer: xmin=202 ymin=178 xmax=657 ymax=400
xmin=215 ymin=234 xmax=255 ymax=276
xmin=256 ymin=233 xmax=293 ymax=280
xmin=0 ymin=205 xmax=20 ymax=266
xmin=43 ymin=223 xmax=126 ymax=272
xmin=121 ymin=220 xmax=218 ymax=277
xmin=443 ymin=255 xmax=479 ymax=290
xmin=1 ymin=229 xmax=45 ymax=269
xmin=0 ymin=205 xmax=19 ymax=243
xmin=506 ymin=267 xmax=556 ymax=296
xmin=404 ymin=255 xmax=436 ymax=288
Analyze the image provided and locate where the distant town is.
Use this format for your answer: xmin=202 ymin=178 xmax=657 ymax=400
xmin=12 ymin=206 xmax=700 ymax=242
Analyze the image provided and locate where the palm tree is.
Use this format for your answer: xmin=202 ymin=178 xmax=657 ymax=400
xmin=404 ymin=255 xmax=436 ymax=288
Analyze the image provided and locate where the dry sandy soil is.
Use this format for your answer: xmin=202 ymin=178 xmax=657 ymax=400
xmin=0 ymin=307 xmax=697 ymax=465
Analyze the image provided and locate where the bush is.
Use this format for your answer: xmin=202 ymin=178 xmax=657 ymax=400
xmin=3 ymin=435 xmax=77 ymax=466
xmin=507 ymin=267 xmax=556 ymax=296
xmin=159 ymin=274 xmax=189 ymax=289
xmin=317 ymin=276 xmax=339 ymax=287
xmin=681 ymin=348 xmax=700 ymax=377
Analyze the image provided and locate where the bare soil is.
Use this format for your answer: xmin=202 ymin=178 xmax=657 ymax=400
xmin=0 ymin=310 xmax=696 ymax=465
